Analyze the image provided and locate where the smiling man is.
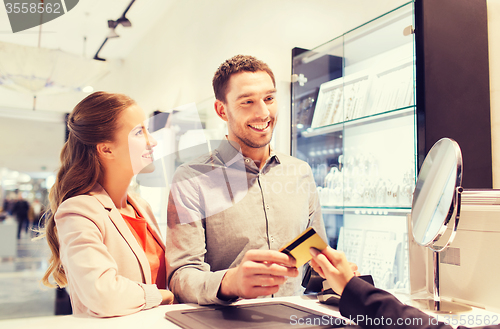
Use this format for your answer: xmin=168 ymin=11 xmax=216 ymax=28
xmin=166 ymin=55 xmax=327 ymax=305
xmin=214 ymin=57 xmax=278 ymax=164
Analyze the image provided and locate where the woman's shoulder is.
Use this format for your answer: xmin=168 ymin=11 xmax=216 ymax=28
xmin=59 ymin=193 xmax=102 ymax=207
xmin=56 ymin=194 xmax=108 ymax=222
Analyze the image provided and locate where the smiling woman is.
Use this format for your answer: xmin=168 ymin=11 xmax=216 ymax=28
xmin=127 ymin=114 xmax=158 ymax=176
xmin=40 ymin=91 xmax=173 ymax=317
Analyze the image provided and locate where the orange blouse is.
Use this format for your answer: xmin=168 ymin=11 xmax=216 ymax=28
xmin=122 ymin=211 xmax=166 ymax=289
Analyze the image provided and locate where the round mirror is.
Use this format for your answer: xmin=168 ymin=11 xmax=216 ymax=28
xmin=411 ymin=138 xmax=472 ymax=313
xmin=411 ymin=138 xmax=462 ymax=248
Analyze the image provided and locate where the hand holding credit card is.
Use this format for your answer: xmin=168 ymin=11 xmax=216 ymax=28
xmin=279 ymin=227 xmax=328 ymax=268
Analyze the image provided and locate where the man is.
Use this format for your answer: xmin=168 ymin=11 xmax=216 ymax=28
xmin=166 ymin=55 xmax=327 ymax=305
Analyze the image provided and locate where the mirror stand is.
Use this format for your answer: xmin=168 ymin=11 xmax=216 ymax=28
xmin=412 ymin=250 xmax=471 ymax=313
xmin=410 ymin=139 xmax=498 ymax=314
xmin=412 ymin=188 xmax=471 ymax=313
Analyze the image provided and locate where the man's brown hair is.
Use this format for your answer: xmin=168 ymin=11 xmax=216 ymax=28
xmin=212 ymin=55 xmax=276 ymax=103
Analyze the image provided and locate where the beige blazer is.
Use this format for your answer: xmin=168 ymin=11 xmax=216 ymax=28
xmin=55 ymin=184 xmax=165 ymax=317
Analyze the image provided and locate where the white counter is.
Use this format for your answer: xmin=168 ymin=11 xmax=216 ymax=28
xmin=1 ymin=294 xmax=499 ymax=329
xmin=0 ymin=296 xmax=344 ymax=329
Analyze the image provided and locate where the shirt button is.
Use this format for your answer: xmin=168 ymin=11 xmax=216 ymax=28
xmin=270 ymin=235 xmax=275 ymax=242
xmin=265 ymin=204 xmax=270 ymax=210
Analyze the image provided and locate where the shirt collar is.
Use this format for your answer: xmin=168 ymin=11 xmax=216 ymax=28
xmin=216 ymin=136 xmax=281 ymax=168
xmin=213 ymin=138 xmax=244 ymax=167
xmin=269 ymin=148 xmax=281 ymax=164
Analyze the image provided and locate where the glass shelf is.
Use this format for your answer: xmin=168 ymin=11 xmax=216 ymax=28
xmin=301 ymin=106 xmax=414 ymax=138
xmin=321 ymin=206 xmax=411 ymax=216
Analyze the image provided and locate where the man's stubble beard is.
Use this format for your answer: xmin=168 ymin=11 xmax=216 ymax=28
xmin=228 ymin=118 xmax=275 ymax=149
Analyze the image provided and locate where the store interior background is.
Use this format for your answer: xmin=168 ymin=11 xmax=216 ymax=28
xmin=0 ymin=0 xmax=499 ymax=320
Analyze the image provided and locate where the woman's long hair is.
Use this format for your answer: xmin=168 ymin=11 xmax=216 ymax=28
xmin=41 ymin=91 xmax=136 ymax=287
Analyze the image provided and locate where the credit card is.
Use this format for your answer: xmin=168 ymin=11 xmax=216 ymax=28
xmin=279 ymin=227 xmax=328 ymax=268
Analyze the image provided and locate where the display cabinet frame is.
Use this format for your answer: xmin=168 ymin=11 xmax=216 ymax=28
xmin=291 ymin=0 xmax=492 ymax=291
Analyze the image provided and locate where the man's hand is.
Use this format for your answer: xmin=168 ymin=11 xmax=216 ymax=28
xmin=309 ymin=246 xmax=355 ymax=295
xmin=218 ymin=250 xmax=298 ymax=300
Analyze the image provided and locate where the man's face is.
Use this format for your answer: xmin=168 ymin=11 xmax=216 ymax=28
xmin=217 ymin=70 xmax=278 ymax=150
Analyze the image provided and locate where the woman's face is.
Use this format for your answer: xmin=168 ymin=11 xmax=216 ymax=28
xmin=112 ymin=104 xmax=157 ymax=176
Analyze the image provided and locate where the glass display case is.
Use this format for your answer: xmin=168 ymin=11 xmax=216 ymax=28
xmin=291 ymin=2 xmax=415 ymax=291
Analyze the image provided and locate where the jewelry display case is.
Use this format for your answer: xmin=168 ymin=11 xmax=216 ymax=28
xmin=291 ymin=2 xmax=415 ymax=291
xmin=293 ymin=0 xmax=492 ymax=292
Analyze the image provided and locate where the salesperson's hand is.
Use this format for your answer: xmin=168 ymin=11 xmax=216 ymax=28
xmin=218 ymin=249 xmax=298 ymax=300
xmin=159 ymin=289 xmax=175 ymax=305
xmin=309 ymin=246 xmax=354 ymax=295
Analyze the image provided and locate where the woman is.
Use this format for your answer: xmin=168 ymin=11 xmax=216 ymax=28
xmin=309 ymin=247 xmax=498 ymax=329
xmin=42 ymin=91 xmax=174 ymax=317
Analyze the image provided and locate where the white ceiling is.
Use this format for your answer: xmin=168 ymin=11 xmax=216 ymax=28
xmin=0 ymin=0 xmax=174 ymax=59
xmin=0 ymin=0 xmax=174 ymax=176
xmin=0 ymin=0 xmax=176 ymax=114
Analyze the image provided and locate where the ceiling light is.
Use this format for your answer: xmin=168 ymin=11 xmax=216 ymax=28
xmin=107 ymin=28 xmax=120 ymax=39
xmin=2 ymin=180 xmax=17 ymax=186
xmin=94 ymin=0 xmax=136 ymax=61
xmin=19 ymin=184 xmax=33 ymax=191
xmin=17 ymin=173 xmax=32 ymax=183
xmin=82 ymin=86 xmax=94 ymax=93
xmin=107 ymin=17 xmax=132 ymax=29
xmin=117 ymin=17 xmax=132 ymax=27
xmin=107 ymin=20 xmax=118 ymax=29
xmin=45 ymin=175 xmax=56 ymax=189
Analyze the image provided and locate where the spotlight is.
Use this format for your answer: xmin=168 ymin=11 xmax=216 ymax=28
xmin=107 ymin=19 xmax=118 ymax=29
xmin=107 ymin=28 xmax=119 ymax=39
xmin=107 ymin=17 xmax=132 ymax=29
xmin=117 ymin=17 xmax=132 ymax=27
xmin=94 ymin=0 xmax=136 ymax=60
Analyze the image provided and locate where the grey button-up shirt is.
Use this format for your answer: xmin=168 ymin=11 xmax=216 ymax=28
xmin=166 ymin=139 xmax=326 ymax=305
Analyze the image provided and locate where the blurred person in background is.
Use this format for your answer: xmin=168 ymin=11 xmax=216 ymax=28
xmin=2 ymin=192 xmax=16 ymax=217
xmin=12 ymin=192 xmax=30 ymax=239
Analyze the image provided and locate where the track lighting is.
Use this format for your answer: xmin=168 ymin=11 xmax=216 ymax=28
xmin=94 ymin=0 xmax=136 ymax=61
xmin=117 ymin=17 xmax=132 ymax=27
